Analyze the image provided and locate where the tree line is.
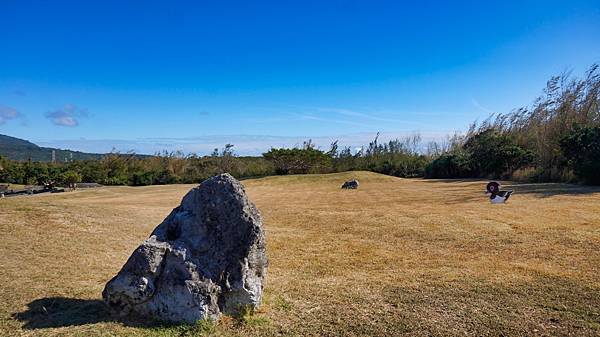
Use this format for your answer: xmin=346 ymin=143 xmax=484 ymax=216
xmin=0 ymin=136 xmax=431 ymax=187
xmin=1 ymin=64 xmax=598 ymax=186
xmin=425 ymin=64 xmax=600 ymax=184
xmin=0 ymin=147 xmax=275 ymax=187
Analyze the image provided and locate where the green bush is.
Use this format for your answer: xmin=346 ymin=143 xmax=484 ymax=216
xmin=425 ymin=151 xmax=472 ymax=178
xmin=61 ymin=170 xmax=82 ymax=186
xmin=560 ymin=125 xmax=600 ymax=185
xmin=131 ymin=170 xmax=156 ymax=186
xmin=263 ymin=147 xmax=332 ymax=175
xmin=463 ymin=129 xmax=533 ymax=178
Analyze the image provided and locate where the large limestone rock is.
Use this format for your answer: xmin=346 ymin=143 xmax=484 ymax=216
xmin=102 ymin=173 xmax=268 ymax=323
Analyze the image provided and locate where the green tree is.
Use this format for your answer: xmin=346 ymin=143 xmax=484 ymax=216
xmin=425 ymin=151 xmax=472 ymax=178
xmin=560 ymin=125 xmax=600 ymax=184
xmin=61 ymin=170 xmax=82 ymax=189
xmin=263 ymin=147 xmax=332 ymax=175
xmin=217 ymin=144 xmax=237 ymax=174
xmin=463 ymin=129 xmax=533 ymax=178
xmin=0 ymin=155 xmax=12 ymax=182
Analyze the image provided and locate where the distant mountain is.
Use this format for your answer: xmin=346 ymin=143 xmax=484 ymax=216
xmin=0 ymin=134 xmax=104 ymax=161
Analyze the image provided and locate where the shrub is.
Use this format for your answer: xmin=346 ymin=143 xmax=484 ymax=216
xmin=425 ymin=151 xmax=472 ymax=178
xmin=560 ymin=125 xmax=600 ymax=184
xmin=463 ymin=129 xmax=533 ymax=178
xmin=263 ymin=147 xmax=332 ymax=175
xmin=61 ymin=170 xmax=82 ymax=187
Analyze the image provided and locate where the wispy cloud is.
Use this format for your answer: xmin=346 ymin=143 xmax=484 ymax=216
xmin=231 ymin=100 xmax=468 ymax=132
xmin=243 ymin=105 xmax=431 ymax=128
xmin=0 ymin=105 xmax=22 ymax=125
xmin=471 ymin=99 xmax=495 ymax=115
xmin=317 ymin=107 xmax=388 ymax=120
xmin=291 ymin=112 xmax=370 ymax=127
xmin=315 ymin=107 xmax=431 ymax=127
xmin=45 ymin=104 xmax=88 ymax=127
xmin=240 ymin=111 xmax=369 ymax=127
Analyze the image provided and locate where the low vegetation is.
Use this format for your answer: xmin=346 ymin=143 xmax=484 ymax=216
xmin=1 ymin=172 xmax=599 ymax=336
xmin=427 ymin=64 xmax=600 ymax=182
xmin=560 ymin=124 xmax=600 ymax=185
xmin=0 ymin=150 xmax=275 ymax=187
xmin=0 ymin=135 xmax=429 ymax=187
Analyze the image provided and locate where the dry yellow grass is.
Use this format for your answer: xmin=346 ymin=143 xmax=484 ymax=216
xmin=1 ymin=171 xmax=599 ymax=336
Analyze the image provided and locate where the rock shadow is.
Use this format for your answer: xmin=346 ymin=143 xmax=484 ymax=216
xmin=12 ymin=297 xmax=173 ymax=329
xmin=12 ymin=297 xmax=110 ymax=329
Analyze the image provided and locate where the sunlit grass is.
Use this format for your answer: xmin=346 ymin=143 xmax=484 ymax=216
xmin=1 ymin=172 xmax=599 ymax=336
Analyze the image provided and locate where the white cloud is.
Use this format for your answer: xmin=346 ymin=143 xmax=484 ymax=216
xmin=0 ymin=105 xmax=21 ymax=125
xmin=45 ymin=104 xmax=88 ymax=127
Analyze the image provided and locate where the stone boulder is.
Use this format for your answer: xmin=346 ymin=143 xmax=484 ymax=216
xmin=102 ymin=173 xmax=268 ymax=323
xmin=341 ymin=179 xmax=359 ymax=189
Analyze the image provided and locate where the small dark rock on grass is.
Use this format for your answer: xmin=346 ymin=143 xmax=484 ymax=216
xmin=341 ymin=179 xmax=359 ymax=189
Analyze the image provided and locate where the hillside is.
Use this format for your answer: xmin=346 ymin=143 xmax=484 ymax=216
xmin=1 ymin=172 xmax=599 ymax=336
xmin=0 ymin=134 xmax=104 ymax=161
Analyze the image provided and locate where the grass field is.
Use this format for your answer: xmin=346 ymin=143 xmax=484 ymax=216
xmin=0 ymin=183 xmax=27 ymax=190
xmin=1 ymin=171 xmax=599 ymax=336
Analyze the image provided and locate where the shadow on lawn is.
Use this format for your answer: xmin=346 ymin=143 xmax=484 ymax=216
xmin=503 ymin=182 xmax=600 ymax=198
xmin=13 ymin=297 xmax=110 ymax=329
xmin=13 ymin=297 xmax=167 ymax=329
xmin=421 ymin=179 xmax=600 ymax=198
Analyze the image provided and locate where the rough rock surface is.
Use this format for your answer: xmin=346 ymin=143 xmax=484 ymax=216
xmin=102 ymin=173 xmax=268 ymax=323
xmin=341 ymin=179 xmax=359 ymax=189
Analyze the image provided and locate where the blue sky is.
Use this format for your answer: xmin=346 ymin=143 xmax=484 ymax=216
xmin=1 ymin=1 xmax=599 ymax=155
